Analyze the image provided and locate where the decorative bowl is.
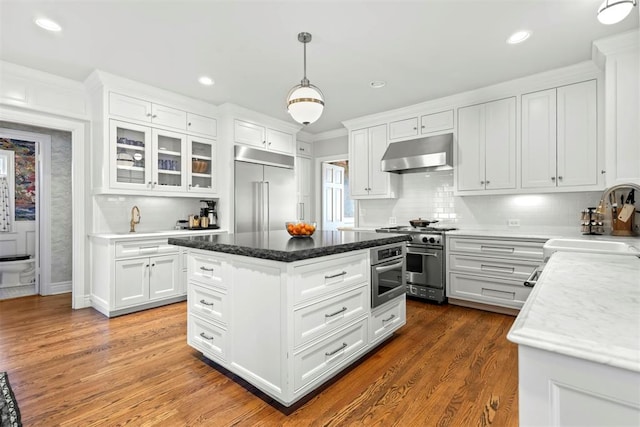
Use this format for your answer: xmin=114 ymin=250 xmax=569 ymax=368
xmin=192 ymin=159 xmax=208 ymax=173
xmin=286 ymin=221 xmax=316 ymax=237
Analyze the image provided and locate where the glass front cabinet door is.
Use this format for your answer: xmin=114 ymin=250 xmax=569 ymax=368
xmin=110 ymin=120 xmax=152 ymax=190
xmin=187 ymin=136 xmax=216 ymax=194
xmin=153 ymin=129 xmax=186 ymax=192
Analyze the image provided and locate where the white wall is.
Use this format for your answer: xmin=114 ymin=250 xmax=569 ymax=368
xmin=93 ymin=195 xmax=203 ymax=233
xmin=358 ymin=171 xmax=601 ymax=232
xmin=313 ymin=135 xmax=348 ymax=158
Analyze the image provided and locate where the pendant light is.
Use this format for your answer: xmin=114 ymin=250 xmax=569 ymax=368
xmin=287 ymin=32 xmax=324 ymax=125
xmin=597 ymin=0 xmax=637 ymax=24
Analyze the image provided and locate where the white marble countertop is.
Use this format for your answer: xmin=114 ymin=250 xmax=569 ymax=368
xmin=89 ymin=229 xmax=227 ymax=241
xmin=507 ymin=251 xmax=640 ymax=372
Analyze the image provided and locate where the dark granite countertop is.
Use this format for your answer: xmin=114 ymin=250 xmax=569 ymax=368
xmin=168 ymin=230 xmax=410 ymax=262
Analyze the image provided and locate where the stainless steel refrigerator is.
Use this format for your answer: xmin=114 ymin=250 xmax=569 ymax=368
xmin=234 ymin=145 xmax=296 ymax=233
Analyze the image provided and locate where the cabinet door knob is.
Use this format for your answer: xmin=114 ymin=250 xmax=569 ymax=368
xmin=551 ymin=177 xmax=556 ymax=181
xmin=421 ymin=125 xmax=425 ymax=129
xmin=601 ymin=170 xmax=606 ymax=174
xmin=413 ymin=127 xmax=417 ymax=130
xmin=558 ymin=176 xmax=563 ymax=180
xmin=151 ymin=263 xmax=155 ymax=267
xmin=152 ymin=114 xmax=157 ymax=118
xmin=480 ymin=181 xmax=485 ymax=185
xmin=486 ymin=180 xmax=490 ymax=185
xmin=146 ymin=113 xmax=152 ymax=117
xmin=188 ymin=122 xmax=192 ymax=126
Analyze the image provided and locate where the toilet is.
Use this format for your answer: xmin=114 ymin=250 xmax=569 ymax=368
xmin=0 ymin=255 xmax=36 ymax=287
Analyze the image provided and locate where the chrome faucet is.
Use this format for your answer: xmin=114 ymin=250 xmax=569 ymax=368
xmin=130 ymin=205 xmax=141 ymax=232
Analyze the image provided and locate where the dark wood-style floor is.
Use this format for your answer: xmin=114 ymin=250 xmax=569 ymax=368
xmin=0 ymin=294 xmax=519 ymax=426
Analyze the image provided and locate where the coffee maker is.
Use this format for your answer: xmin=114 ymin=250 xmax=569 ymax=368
xmin=200 ymin=199 xmax=218 ymax=228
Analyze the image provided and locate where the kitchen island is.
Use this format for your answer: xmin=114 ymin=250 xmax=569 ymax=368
xmin=169 ymin=230 xmax=410 ymax=406
xmin=507 ymin=251 xmax=640 ymax=426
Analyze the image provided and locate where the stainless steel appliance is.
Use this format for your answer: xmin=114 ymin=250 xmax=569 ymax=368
xmin=371 ymin=243 xmax=406 ymax=308
xmin=380 ymin=133 xmax=453 ymax=174
xmin=234 ymin=146 xmax=296 ymax=233
xmin=376 ymin=225 xmax=457 ymax=303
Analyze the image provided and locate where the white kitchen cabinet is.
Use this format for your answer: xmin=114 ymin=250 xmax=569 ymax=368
xmin=296 ymin=140 xmax=313 ymax=158
xmin=521 ymin=80 xmax=598 ymax=190
xmin=110 ymin=92 xmax=187 ymax=130
xmin=187 ymin=135 xmax=216 ymax=193
xmin=350 ymin=124 xmax=397 ymax=199
xmin=187 ymin=112 xmax=217 ymax=137
xmin=594 ymin=32 xmax=640 ymax=186
xmin=446 ymin=235 xmax=546 ymax=313
xmin=388 ymin=110 xmax=454 ymax=141
xmin=90 ymin=235 xmax=186 ymax=317
xmin=296 ymin=155 xmax=312 ymax=221
xmin=457 ymin=97 xmax=516 ymax=192
xmin=185 ymin=247 xmax=406 ymax=407
xmin=234 ymin=119 xmax=295 ymax=155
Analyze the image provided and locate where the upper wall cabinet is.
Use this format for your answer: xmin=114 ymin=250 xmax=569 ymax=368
xmin=521 ymin=80 xmax=597 ymax=190
xmin=86 ymin=71 xmax=219 ymax=197
xmin=457 ymin=98 xmax=516 ymax=193
xmin=234 ymin=119 xmax=294 ymax=155
xmin=389 ymin=110 xmax=454 ymax=141
xmin=350 ymin=124 xmax=398 ymax=199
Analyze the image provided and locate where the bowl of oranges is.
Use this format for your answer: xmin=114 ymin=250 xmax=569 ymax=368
xmin=286 ymin=221 xmax=316 ymax=237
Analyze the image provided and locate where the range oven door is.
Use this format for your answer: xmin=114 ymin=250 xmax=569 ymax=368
xmin=406 ymin=245 xmax=444 ymax=289
xmin=371 ymin=257 xmax=406 ymax=308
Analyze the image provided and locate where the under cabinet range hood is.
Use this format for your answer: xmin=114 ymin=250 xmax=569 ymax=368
xmin=381 ymin=133 xmax=453 ymax=173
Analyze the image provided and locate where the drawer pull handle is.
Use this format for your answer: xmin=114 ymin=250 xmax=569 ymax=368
xmin=480 ymin=245 xmax=515 ymax=253
xmin=200 ymin=266 xmax=214 ymax=272
xmin=325 ymin=306 xmax=348 ymax=318
xmin=200 ymin=299 xmax=214 ymax=306
xmin=480 ymin=264 xmax=515 ymax=274
xmin=325 ymin=342 xmax=348 ymax=356
xmin=382 ymin=314 xmax=396 ymax=324
xmin=325 ymin=271 xmax=347 ymax=279
xmin=199 ymin=332 xmax=214 ymax=341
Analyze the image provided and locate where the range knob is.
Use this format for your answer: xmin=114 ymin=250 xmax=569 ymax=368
xmin=408 ymin=235 xmax=414 ymax=242
xmin=422 ymin=237 xmax=428 ymax=243
xmin=429 ymin=237 xmax=436 ymax=244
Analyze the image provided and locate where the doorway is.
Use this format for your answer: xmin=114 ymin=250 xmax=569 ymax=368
xmin=320 ymin=159 xmax=354 ymax=231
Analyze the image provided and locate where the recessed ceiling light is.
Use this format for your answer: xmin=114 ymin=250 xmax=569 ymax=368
xmin=507 ymin=30 xmax=531 ymax=44
xmin=198 ymin=76 xmax=214 ymax=86
xmin=370 ymin=80 xmax=386 ymax=89
xmin=34 ymin=17 xmax=62 ymax=32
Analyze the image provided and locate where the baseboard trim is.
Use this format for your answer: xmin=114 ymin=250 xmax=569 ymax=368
xmin=49 ymin=280 xmax=72 ymax=295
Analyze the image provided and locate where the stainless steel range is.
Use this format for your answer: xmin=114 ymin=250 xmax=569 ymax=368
xmin=376 ymin=225 xmax=457 ymax=303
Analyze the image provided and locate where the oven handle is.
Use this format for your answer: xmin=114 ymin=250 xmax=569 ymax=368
xmin=407 ymin=248 xmax=439 ymax=258
xmin=374 ymin=260 xmax=405 ymax=274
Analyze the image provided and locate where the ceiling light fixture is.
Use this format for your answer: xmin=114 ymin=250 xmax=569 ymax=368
xmin=370 ymin=80 xmax=386 ymax=89
xmin=287 ymin=32 xmax=324 ymax=126
xmin=507 ymin=30 xmax=531 ymax=44
xmin=34 ymin=17 xmax=62 ymax=32
xmin=198 ymin=76 xmax=214 ymax=86
xmin=597 ymin=0 xmax=637 ymax=24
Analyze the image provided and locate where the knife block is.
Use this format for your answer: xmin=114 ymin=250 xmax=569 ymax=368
xmin=611 ymin=207 xmax=636 ymax=236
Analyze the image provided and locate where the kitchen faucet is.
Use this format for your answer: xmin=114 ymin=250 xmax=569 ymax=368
xmin=600 ymin=183 xmax=640 ymax=208
xmin=130 ymin=205 xmax=141 ymax=232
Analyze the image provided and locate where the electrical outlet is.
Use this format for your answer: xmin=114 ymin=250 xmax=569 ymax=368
xmin=508 ymin=219 xmax=520 ymax=227
xmin=389 ymin=217 xmax=397 ymax=225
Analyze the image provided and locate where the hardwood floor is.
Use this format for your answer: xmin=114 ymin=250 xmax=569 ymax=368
xmin=0 ymin=294 xmax=519 ymax=426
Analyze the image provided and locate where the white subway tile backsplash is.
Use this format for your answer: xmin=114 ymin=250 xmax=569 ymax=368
xmin=358 ymin=171 xmax=602 ymax=230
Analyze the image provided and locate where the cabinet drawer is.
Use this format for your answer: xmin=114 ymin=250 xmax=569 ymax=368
xmin=294 ymin=286 xmax=368 ymax=347
xmin=188 ymin=252 xmax=226 ymax=289
xmin=187 ymin=113 xmax=217 ymax=137
xmin=293 ymin=319 xmax=367 ymax=391
xmin=370 ymin=295 xmax=406 ymax=344
xmin=115 ymin=239 xmax=178 ymax=258
xmin=189 ymin=283 xmax=227 ymax=325
xmin=188 ymin=315 xmax=227 ymax=361
xmin=448 ymin=237 xmax=545 ymax=261
xmin=448 ymin=254 xmax=539 ymax=280
xmin=448 ymin=272 xmax=532 ymax=309
xmin=293 ymin=252 xmax=368 ymax=304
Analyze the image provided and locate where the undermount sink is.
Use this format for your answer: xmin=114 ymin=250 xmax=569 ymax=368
xmin=543 ymin=238 xmax=640 ymax=258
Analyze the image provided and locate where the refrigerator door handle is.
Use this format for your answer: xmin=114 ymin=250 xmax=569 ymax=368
xmin=264 ymin=181 xmax=270 ymax=232
xmin=254 ymin=181 xmax=263 ymax=233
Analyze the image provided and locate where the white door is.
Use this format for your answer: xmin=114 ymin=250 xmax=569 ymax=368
xmin=457 ymin=103 xmax=485 ymax=191
xmin=485 ymin=97 xmax=517 ymax=190
xmin=114 ymin=258 xmax=149 ymax=308
xmin=521 ymin=89 xmax=557 ymax=189
xmin=149 ymin=254 xmax=181 ymax=300
xmin=322 ymin=163 xmax=345 ymax=231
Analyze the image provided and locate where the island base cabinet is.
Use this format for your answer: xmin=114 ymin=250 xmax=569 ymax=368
xmin=370 ymin=294 xmax=406 ymax=344
xmin=518 ymin=345 xmax=640 ymax=427
xmin=188 ymin=315 xmax=227 ymax=362
xmin=293 ymin=318 xmax=368 ymax=392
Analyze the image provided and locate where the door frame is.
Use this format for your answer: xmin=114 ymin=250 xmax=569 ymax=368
xmin=0 ymin=106 xmax=88 ymax=309
xmin=314 ymin=154 xmax=354 ymax=230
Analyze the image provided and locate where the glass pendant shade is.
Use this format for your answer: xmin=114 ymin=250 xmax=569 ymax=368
xmin=597 ymin=0 xmax=636 ymax=24
xmin=287 ymin=84 xmax=325 ymax=125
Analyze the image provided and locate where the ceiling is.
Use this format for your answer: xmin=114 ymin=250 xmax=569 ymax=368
xmin=0 ymin=1 xmax=638 ymax=135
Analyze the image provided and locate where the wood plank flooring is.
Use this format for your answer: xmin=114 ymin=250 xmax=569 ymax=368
xmin=0 ymin=294 xmax=519 ymax=426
